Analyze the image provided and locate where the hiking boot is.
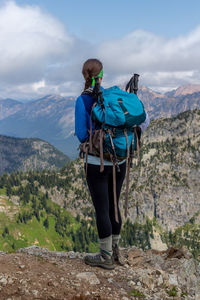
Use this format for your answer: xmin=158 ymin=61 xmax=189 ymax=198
xmin=84 ymin=249 xmax=115 ymax=270
xmin=112 ymin=245 xmax=124 ymax=266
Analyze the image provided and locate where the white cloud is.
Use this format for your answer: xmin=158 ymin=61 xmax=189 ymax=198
xmin=98 ymin=27 xmax=200 ymax=91
xmin=0 ymin=1 xmax=200 ymax=99
xmin=0 ymin=1 xmax=74 ymax=85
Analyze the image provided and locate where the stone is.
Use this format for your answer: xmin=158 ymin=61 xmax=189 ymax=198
xmin=128 ymin=249 xmax=143 ymax=259
xmin=157 ymin=275 xmax=164 ymax=286
xmin=31 ymin=290 xmax=39 ymax=297
xmin=7 ymin=277 xmax=14 ymax=284
xmin=140 ymin=275 xmax=154 ymax=287
xmin=168 ymin=273 xmax=178 ymax=286
xmin=182 ymin=259 xmax=196 ymax=277
xmin=150 ymin=230 xmax=168 ymax=251
xmin=128 ymin=280 xmax=136 ymax=287
xmin=0 ymin=277 xmax=7 ymax=286
xmin=129 ymin=256 xmax=145 ymax=266
xmin=76 ymin=272 xmax=100 ymax=285
xmin=85 ymin=291 xmax=90 ymax=296
xmin=20 ymin=279 xmax=27 ymax=285
xmin=19 ymin=265 xmax=25 ymax=269
xmin=68 ymin=251 xmax=76 ymax=259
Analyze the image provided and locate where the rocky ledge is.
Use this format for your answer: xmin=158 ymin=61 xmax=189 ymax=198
xmin=0 ymin=246 xmax=199 ymax=300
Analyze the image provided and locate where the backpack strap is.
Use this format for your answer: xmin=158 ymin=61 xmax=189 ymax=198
xmin=109 ymin=154 xmax=119 ymax=224
xmin=79 ymin=142 xmax=89 ymax=177
xmin=89 ymin=102 xmax=97 ymax=153
xmin=113 ymin=162 xmax=119 ymax=223
xmin=108 ymin=129 xmax=120 ymax=172
xmin=81 ymin=88 xmax=93 ymax=96
xmin=124 ymin=129 xmax=131 ymax=219
xmin=130 ymin=133 xmax=135 ymax=168
xmin=134 ymin=127 xmax=141 ymax=161
xmin=99 ymin=129 xmax=104 ymax=172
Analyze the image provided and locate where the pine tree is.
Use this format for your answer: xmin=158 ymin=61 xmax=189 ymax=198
xmin=43 ymin=217 xmax=49 ymax=229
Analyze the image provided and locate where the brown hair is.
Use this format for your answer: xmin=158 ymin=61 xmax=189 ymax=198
xmin=82 ymin=58 xmax=103 ymax=90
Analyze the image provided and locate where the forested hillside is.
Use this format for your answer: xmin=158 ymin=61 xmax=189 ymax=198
xmin=0 ymin=135 xmax=69 ymax=175
xmin=0 ymin=168 xmax=153 ymax=254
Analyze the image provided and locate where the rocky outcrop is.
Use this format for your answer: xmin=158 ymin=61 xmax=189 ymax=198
xmin=125 ymin=109 xmax=200 ymax=232
xmin=0 ymin=245 xmax=199 ymax=299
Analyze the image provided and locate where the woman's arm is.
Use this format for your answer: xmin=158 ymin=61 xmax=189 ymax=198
xmin=139 ymin=111 xmax=150 ymax=132
xmin=75 ymin=96 xmax=88 ymax=143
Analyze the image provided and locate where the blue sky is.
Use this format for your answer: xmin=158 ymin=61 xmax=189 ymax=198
xmin=13 ymin=0 xmax=200 ymax=41
xmin=0 ymin=0 xmax=200 ymax=99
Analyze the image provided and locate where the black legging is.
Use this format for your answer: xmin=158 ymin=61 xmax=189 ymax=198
xmin=86 ymin=162 xmax=126 ymax=239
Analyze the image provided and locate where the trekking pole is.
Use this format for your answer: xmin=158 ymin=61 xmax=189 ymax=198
xmin=124 ymin=74 xmax=140 ymax=219
xmin=133 ymin=74 xmax=139 ymax=95
xmin=125 ymin=73 xmax=139 ymax=95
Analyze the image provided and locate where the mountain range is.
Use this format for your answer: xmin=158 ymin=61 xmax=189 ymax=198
xmin=0 ymin=84 xmax=200 ymax=158
xmin=0 ymin=95 xmax=76 ymax=158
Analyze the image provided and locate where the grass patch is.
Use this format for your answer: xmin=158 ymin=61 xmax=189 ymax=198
xmin=0 ymin=188 xmax=7 ymax=195
xmin=167 ymin=286 xmax=177 ymax=297
xmin=128 ymin=289 xmax=145 ymax=298
xmin=181 ymin=291 xmax=188 ymax=297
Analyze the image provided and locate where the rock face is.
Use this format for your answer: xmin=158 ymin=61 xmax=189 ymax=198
xmin=125 ymin=109 xmax=200 ymax=231
xmin=0 ymin=245 xmax=199 ymax=299
xmin=138 ymin=85 xmax=200 ymax=120
xmin=0 ymin=135 xmax=69 ymax=175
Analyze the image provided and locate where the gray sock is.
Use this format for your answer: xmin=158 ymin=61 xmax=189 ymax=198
xmin=100 ymin=235 xmax=112 ymax=257
xmin=112 ymin=234 xmax=120 ymax=247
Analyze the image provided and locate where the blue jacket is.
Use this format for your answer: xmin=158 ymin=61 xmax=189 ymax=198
xmin=75 ymin=93 xmax=96 ymax=143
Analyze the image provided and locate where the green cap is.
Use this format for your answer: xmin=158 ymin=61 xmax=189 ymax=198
xmin=91 ymin=69 xmax=103 ymax=86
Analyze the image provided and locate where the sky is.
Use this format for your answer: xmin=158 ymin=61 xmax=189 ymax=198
xmin=0 ymin=0 xmax=200 ymax=99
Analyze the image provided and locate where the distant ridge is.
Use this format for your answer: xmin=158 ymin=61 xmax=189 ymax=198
xmin=0 ymin=135 xmax=69 ymax=175
xmin=0 ymin=98 xmax=23 ymax=120
xmin=167 ymin=84 xmax=200 ymax=97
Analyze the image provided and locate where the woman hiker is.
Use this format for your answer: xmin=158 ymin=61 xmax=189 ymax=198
xmin=75 ymin=58 xmax=126 ymax=270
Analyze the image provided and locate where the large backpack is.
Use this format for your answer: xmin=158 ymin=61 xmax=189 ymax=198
xmin=92 ymin=86 xmax=145 ymax=158
xmin=79 ymin=76 xmax=146 ymax=222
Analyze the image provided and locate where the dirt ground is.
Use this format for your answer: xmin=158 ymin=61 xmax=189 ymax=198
xmin=0 ymin=246 xmax=198 ymax=300
xmin=0 ymin=251 xmax=130 ymax=300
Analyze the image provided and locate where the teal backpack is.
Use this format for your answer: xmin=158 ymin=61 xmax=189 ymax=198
xmin=91 ymin=85 xmax=146 ymax=160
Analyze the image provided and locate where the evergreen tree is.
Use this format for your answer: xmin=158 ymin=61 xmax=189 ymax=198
xmin=43 ymin=217 xmax=49 ymax=229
